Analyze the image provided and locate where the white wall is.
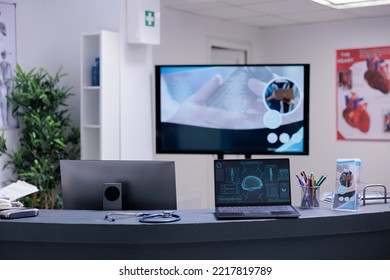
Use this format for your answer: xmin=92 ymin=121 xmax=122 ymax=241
xmin=153 ymin=8 xmax=390 ymax=208
xmin=15 ymin=0 xmax=121 ymax=120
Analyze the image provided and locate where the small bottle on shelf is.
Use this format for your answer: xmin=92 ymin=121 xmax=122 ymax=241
xmin=91 ymin=57 xmax=100 ymax=86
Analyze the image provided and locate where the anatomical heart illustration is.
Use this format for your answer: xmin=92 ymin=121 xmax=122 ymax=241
xmin=337 ymin=46 xmax=390 ymax=141
xmin=342 ymin=92 xmax=370 ymax=133
xmin=364 ymin=55 xmax=390 ymax=94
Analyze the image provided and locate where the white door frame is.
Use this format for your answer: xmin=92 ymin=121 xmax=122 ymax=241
xmin=207 ymin=37 xmax=252 ymax=64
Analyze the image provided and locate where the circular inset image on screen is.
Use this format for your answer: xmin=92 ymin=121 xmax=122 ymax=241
xmin=267 ymin=132 xmax=278 ymax=144
xmin=291 ymin=131 xmax=303 ymax=143
xmin=263 ymin=77 xmax=302 ymax=115
xmin=279 ymin=133 xmax=290 ymax=144
xmin=263 ymin=110 xmax=282 ymax=129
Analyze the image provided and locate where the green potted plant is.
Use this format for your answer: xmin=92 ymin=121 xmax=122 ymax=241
xmin=0 ymin=65 xmax=80 ymax=209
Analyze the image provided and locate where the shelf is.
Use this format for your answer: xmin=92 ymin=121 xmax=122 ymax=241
xmin=83 ymin=86 xmax=100 ymax=91
xmin=80 ymin=30 xmax=120 ymax=160
xmin=81 ymin=127 xmax=100 ymax=160
xmin=82 ymin=90 xmax=99 ymax=126
xmin=81 ymin=34 xmax=99 ymax=88
xmin=83 ymin=125 xmax=101 ymax=129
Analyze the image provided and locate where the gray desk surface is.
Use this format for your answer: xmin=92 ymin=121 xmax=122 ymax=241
xmin=1 ymin=203 xmax=390 ymax=259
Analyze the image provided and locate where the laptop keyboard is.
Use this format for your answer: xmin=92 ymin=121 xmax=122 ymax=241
xmin=218 ymin=205 xmax=294 ymax=214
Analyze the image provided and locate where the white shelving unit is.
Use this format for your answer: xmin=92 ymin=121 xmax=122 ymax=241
xmin=80 ymin=30 xmax=120 ymax=160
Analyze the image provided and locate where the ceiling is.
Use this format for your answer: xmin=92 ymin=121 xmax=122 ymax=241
xmin=162 ymin=0 xmax=390 ymax=28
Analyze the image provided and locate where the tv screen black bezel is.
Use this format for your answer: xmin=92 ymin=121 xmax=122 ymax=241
xmin=155 ymin=64 xmax=310 ymax=156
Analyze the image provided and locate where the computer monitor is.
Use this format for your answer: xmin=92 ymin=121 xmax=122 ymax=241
xmin=60 ymin=160 xmax=177 ymax=210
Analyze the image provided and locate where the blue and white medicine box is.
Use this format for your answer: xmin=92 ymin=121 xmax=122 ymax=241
xmin=332 ymin=158 xmax=361 ymax=211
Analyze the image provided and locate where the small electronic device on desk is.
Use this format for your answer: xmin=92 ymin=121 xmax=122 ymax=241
xmin=0 ymin=196 xmax=39 ymax=219
xmin=0 ymin=207 xmax=39 ymax=219
xmin=0 ymin=180 xmax=40 ymax=219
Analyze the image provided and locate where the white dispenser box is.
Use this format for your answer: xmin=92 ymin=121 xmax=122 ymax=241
xmin=127 ymin=0 xmax=160 ymax=45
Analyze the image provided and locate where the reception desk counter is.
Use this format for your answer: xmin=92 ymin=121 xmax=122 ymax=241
xmin=1 ymin=203 xmax=390 ymax=259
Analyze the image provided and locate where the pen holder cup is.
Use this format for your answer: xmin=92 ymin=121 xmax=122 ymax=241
xmin=300 ymin=186 xmax=320 ymax=209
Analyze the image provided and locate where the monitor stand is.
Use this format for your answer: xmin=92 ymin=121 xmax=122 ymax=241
xmin=216 ymin=154 xmax=252 ymax=159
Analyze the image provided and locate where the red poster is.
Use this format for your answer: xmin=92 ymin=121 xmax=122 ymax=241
xmin=336 ymin=46 xmax=390 ymax=140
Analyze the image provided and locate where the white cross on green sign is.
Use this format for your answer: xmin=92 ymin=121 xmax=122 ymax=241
xmin=145 ymin=10 xmax=155 ymax=27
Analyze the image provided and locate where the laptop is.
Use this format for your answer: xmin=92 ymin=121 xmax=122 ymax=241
xmin=214 ymin=158 xmax=300 ymax=219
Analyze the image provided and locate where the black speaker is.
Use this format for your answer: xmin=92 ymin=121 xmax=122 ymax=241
xmin=102 ymin=183 xmax=122 ymax=210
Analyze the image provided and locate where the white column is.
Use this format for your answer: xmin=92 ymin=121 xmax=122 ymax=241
xmin=118 ymin=0 xmax=154 ymax=160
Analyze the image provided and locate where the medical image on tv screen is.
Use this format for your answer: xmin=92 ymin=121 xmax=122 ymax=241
xmin=156 ymin=64 xmax=310 ymax=155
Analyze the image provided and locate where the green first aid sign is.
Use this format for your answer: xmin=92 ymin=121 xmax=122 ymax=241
xmin=145 ymin=10 xmax=155 ymax=27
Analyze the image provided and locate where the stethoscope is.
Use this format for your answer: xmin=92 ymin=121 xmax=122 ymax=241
xmin=104 ymin=210 xmax=181 ymax=223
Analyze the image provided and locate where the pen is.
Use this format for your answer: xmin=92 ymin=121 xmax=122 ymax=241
xmin=302 ymin=170 xmax=308 ymax=183
xmin=295 ymin=174 xmax=304 ymax=186
xmin=317 ymin=175 xmax=327 ymax=186
xmin=310 ymin=172 xmax=314 ymax=187
xmin=300 ymin=172 xmax=307 ymax=184
xmin=316 ymin=174 xmax=324 ymax=186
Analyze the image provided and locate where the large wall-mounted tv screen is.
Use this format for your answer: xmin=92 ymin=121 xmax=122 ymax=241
xmin=155 ymin=64 xmax=310 ymax=156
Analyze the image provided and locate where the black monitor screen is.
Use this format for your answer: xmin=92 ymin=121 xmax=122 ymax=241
xmin=155 ymin=64 xmax=310 ymax=155
xmin=214 ymin=158 xmax=291 ymax=207
xmin=60 ymin=160 xmax=177 ymax=210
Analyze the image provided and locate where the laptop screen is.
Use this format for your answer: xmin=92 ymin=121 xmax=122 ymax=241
xmin=214 ymin=158 xmax=292 ymax=207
